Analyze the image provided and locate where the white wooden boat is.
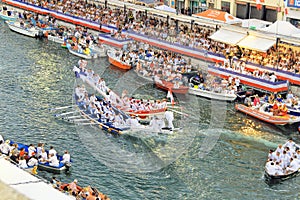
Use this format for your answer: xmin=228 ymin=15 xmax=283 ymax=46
xmin=188 ymin=85 xmax=237 ymax=101
xmin=6 ymin=21 xmax=40 ymax=37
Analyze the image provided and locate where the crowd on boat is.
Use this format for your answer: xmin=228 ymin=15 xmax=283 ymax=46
xmin=0 ymin=135 xmax=70 ymax=170
xmin=266 ymin=138 xmax=300 ymax=176
xmin=189 ymin=72 xmax=238 ymax=95
xmin=243 ymin=90 xmax=299 ymax=115
xmin=51 ymin=177 xmax=110 ymax=200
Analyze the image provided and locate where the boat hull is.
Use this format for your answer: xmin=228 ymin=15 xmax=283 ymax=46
xmin=155 ymin=80 xmax=189 ymax=94
xmin=188 ymin=87 xmax=237 ymax=101
xmin=264 ymin=169 xmax=300 ymax=184
xmin=107 ymin=50 xmax=132 ymax=70
xmin=6 ymin=21 xmax=40 ymax=37
xmin=68 ymin=48 xmax=92 ymax=59
xmin=0 ymin=12 xmax=17 ymax=21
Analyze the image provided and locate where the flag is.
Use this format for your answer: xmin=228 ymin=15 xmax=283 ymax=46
xmin=167 ymin=90 xmax=174 ymax=106
xmin=256 ymin=0 xmax=264 ymax=10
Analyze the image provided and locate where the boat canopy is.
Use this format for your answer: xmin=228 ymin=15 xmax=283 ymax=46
xmin=209 ymin=29 xmax=246 ymax=45
xmin=237 ymin=35 xmax=276 ymax=52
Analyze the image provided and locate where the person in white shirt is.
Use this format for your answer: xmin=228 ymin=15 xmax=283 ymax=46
xmin=48 ymin=154 xmax=59 ymax=167
xmin=0 ymin=140 xmax=11 ymax=155
xmin=28 ymin=144 xmax=36 ymax=157
xmin=27 ymin=156 xmax=38 ymax=167
xmin=268 ymin=150 xmax=276 ymax=160
xmin=0 ymin=134 xmax=3 ymax=143
xmin=283 ymin=138 xmax=300 ymax=152
xmin=127 ymin=116 xmax=141 ymax=128
xmin=270 ymin=73 xmax=277 ymax=82
xmin=18 ymin=157 xmax=28 ymax=169
xmin=48 ymin=146 xmax=57 ymax=157
xmin=274 ymin=162 xmax=284 ymax=175
xmin=164 ymin=109 xmax=174 ymax=130
xmin=149 ymin=116 xmax=161 ymax=132
xmin=39 ymin=148 xmax=48 ymax=163
xmin=275 ymin=144 xmax=284 ymax=155
xmin=36 ymin=143 xmax=44 ymax=158
xmin=286 ymin=157 xmax=300 ymax=173
xmin=266 ymin=162 xmax=277 ymax=175
xmin=61 ymin=151 xmax=71 ymax=164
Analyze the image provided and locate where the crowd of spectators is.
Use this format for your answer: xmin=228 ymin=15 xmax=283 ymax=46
xmin=14 ymin=0 xmax=300 ymax=75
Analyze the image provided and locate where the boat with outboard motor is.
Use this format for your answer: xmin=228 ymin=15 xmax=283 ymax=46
xmin=188 ymin=84 xmax=237 ymax=101
xmin=6 ymin=20 xmax=42 ymax=38
xmin=9 ymin=141 xmax=71 ymax=173
xmin=107 ymin=49 xmax=132 ymax=70
xmin=235 ymin=103 xmax=300 ymax=125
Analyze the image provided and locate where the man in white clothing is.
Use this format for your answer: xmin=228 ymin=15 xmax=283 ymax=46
xmin=61 ymin=151 xmax=71 ymax=164
xmin=27 ymin=155 xmax=38 ymax=167
xmin=164 ymin=109 xmax=174 ymax=130
xmin=149 ymin=116 xmax=161 ymax=132
xmin=48 ymin=154 xmax=59 ymax=167
xmin=48 ymin=146 xmax=57 ymax=157
xmin=286 ymin=157 xmax=300 ymax=173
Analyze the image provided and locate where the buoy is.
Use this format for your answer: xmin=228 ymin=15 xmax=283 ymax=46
xmin=298 ymin=125 xmax=300 ymax=134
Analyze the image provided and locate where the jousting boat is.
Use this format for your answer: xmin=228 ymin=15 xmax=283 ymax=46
xmin=107 ymin=49 xmax=132 ymax=70
xmin=235 ymin=104 xmax=300 ymax=125
xmin=78 ymin=74 xmax=167 ymax=120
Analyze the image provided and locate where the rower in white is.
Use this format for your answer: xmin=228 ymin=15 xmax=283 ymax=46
xmin=164 ymin=109 xmax=174 ymax=130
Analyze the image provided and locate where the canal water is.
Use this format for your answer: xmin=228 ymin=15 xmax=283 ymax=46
xmin=0 ymin=20 xmax=300 ymax=199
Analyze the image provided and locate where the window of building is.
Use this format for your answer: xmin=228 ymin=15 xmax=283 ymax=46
xmin=221 ymin=1 xmax=230 ymax=13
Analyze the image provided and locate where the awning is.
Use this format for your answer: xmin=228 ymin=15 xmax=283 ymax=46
xmin=237 ymin=35 xmax=275 ymax=52
xmin=209 ymin=29 xmax=246 ymax=45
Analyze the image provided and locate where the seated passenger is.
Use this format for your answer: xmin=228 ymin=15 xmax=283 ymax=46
xmin=18 ymin=157 xmax=28 ymax=169
xmin=61 ymin=151 xmax=71 ymax=164
xmin=278 ymin=104 xmax=288 ymax=116
xmin=48 ymin=153 xmax=59 ymax=167
xmin=27 ymin=155 xmax=38 ymax=167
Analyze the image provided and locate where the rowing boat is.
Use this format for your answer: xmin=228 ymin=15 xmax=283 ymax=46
xmin=6 ymin=21 xmax=41 ymax=37
xmin=107 ymin=49 xmax=132 ymax=70
xmin=235 ymin=103 xmax=300 ymax=125
xmin=264 ymin=168 xmax=300 ymax=185
xmin=188 ymin=85 xmax=237 ymax=101
xmin=76 ymin=105 xmax=130 ymax=135
xmin=79 ymin=74 xmax=167 ymax=120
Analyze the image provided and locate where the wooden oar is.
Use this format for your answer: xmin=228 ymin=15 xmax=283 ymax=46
xmin=49 ymin=105 xmax=75 ymax=111
xmin=54 ymin=111 xmax=78 ymax=117
xmin=168 ymin=108 xmax=189 ymax=117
